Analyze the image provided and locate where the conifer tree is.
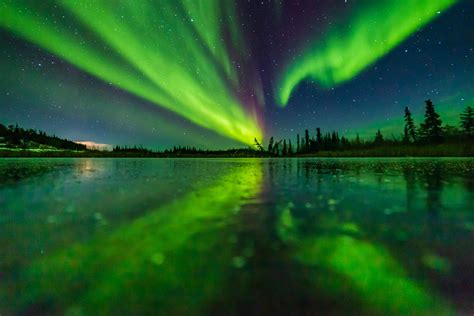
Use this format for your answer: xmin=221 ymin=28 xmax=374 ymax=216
xmin=316 ymin=127 xmax=323 ymax=146
xmin=420 ymin=99 xmax=443 ymax=142
xmin=374 ymin=129 xmax=384 ymax=145
xmin=304 ymin=129 xmax=310 ymax=151
xmin=403 ymin=126 xmax=410 ymax=143
xmin=460 ymin=106 xmax=473 ymax=137
xmin=403 ymin=106 xmax=417 ymax=142
xmin=296 ymin=134 xmax=300 ymax=153
xmin=268 ymin=136 xmax=274 ymax=153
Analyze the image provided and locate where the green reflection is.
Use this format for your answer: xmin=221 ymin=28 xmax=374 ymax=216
xmin=271 ymin=159 xmax=465 ymax=314
xmin=274 ymin=208 xmax=455 ymax=314
xmin=295 ymin=234 xmax=452 ymax=314
xmin=8 ymin=162 xmax=262 ymax=314
xmin=1 ymin=158 xmax=472 ymax=314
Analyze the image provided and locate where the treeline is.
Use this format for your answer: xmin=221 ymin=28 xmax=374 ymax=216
xmin=2 ymin=99 xmax=472 ymax=158
xmin=0 ymin=122 xmax=267 ymax=157
xmin=112 ymin=144 xmax=267 ymax=157
xmin=165 ymin=146 xmax=208 ymax=154
xmin=0 ymin=123 xmax=86 ymax=151
xmin=162 ymin=146 xmax=267 ymax=157
xmin=113 ymin=145 xmax=153 ymax=154
xmin=265 ymin=100 xmax=473 ymax=156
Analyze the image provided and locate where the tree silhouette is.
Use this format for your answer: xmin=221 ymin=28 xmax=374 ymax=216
xmin=403 ymin=126 xmax=410 ymax=143
xmin=331 ymin=131 xmax=340 ymax=147
xmin=403 ymin=106 xmax=417 ymax=142
xmin=268 ymin=136 xmax=274 ymax=153
xmin=420 ymin=99 xmax=443 ymax=143
xmin=3 ymin=97 xmax=471 ymax=158
xmin=460 ymin=106 xmax=473 ymax=137
xmin=0 ymin=123 xmax=8 ymax=138
xmin=355 ymin=133 xmax=361 ymax=146
xmin=304 ymin=129 xmax=310 ymax=151
xmin=315 ymin=128 xmax=321 ymax=145
xmin=0 ymin=123 xmax=86 ymax=150
xmin=296 ymin=134 xmax=300 ymax=153
xmin=273 ymin=139 xmax=282 ymax=155
xmin=254 ymin=138 xmax=263 ymax=151
xmin=374 ymin=129 xmax=384 ymax=145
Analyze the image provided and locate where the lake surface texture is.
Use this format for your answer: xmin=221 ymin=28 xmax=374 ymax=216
xmin=1 ymin=158 xmax=473 ymax=315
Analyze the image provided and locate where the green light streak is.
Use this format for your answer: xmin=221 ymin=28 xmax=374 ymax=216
xmin=7 ymin=162 xmax=263 ymax=314
xmin=296 ymin=234 xmax=453 ymax=314
xmin=0 ymin=44 xmax=243 ymax=149
xmin=0 ymin=0 xmax=262 ymax=145
xmin=276 ymin=0 xmax=457 ymax=106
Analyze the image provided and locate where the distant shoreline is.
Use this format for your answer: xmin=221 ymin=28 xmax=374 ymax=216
xmin=2 ymin=101 xmax=473 ymax=159
xmin=2 ymin=143 xmax=473 ymax=158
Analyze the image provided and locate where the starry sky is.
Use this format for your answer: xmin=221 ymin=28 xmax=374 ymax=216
xmin=1 ymin=0 xmax=473 ymax=149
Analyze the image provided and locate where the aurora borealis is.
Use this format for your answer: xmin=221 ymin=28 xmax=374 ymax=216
xmin=1 ymin=0 xmax=473 ymax=148
xmin=275 ymin=0 xmax=457 ymax=105
xmin=1 ymin=0 xmax=263 ymax=145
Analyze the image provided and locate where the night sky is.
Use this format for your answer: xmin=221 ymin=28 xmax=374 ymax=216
xmin=1 ymin=0 xmax=473 ymax=149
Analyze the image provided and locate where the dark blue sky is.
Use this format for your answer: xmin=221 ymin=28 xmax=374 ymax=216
xmin=1 ymin=0 xmax=473 ymax=148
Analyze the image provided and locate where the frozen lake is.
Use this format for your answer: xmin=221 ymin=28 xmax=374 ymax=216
xmin=1 ymin=158 xmax=473 ymax=314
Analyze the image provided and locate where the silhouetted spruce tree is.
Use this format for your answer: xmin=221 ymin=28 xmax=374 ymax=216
xmin=420 ymin=99 xmax=443 ymax=143
xmin=355 ymin=133 xmax=361 ymax=147
xmin=288 ymin=139 xmax=293 ymax=155
xmin=282 ymin=140 xmax=287 ymax=156
xmin=460 ymin=106 xmax=473 ymax=137
xmin=316 ymin=128 xmax=322 ymax=146
xmin=374 ymin=129 xmax=384 ymax=145
xmin=0 ymin=123 xmax=7 ymax=137
xmin=268 ymin=136 xmax=274 ymax=153
xmin=10 ymin=124 xmax=21 ymax=145
xmin=403 ymin=126 xmax=410 ymax=143
xmin=341 ymin=136 xmax=349 ymax=148
xmin=304 ymin=129 xmax=310 ymax=151
xmin=403 ymin=106 xmax=417 ymax=142
xmin=296 ymin=134 xmax=300 ymax=153
xmin=273 ymin=140 xmax=282 ymax=155
xmin=324 ymin=132 xmax=330 ymax=149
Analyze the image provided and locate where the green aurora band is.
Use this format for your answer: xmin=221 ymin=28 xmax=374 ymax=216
xmin=276 ymin=0 xmax=458 ymax=106
xmin=0 ymin=0 xmax=263 ymax=145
